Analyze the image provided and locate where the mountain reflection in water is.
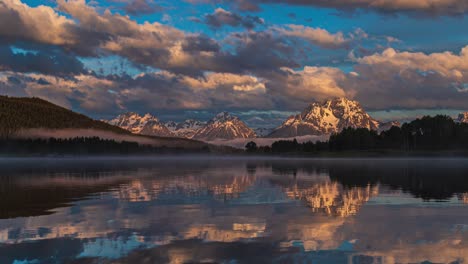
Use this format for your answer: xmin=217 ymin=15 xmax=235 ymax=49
xmin=0 ymin=158 xmax=467 ymax=264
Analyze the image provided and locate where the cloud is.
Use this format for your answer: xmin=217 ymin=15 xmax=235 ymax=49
xmin=120 ymin=71 xmax=274 ymax=110
xmin=0 ymin=0 xmax=225 ymax=75
xmin=0 ymin=71 xmax=121 ymax=113
xmin=203 ymin=8 xmax=264 ymax=29
xmin=0 ymin=0 xmax=369 ymax=77
xmin=273 ymin=25 xmax=356 ymax=49
xmin=0 ymin=45 xmax=86 ymax=76
xmin=121 ymin=0 xmax=163 ymax=16
xmin=0 ymin=65 xmax=349 ymax=115
xmin=0 ymin=70 xmax=274 ymax=114
xmin=3 ymin=45 xmax=468 ymax=117
xmin=1 ymin=0 xmax=468 ymax=119
xmin=264 ymin=66 xmax=348 ymax=108
xmin=54 ymin=0 xmax=301 ymax=75
xmin=190 ymin=0 xmax=468 ymax=17
xmin=349 ymin=46 xmax=468 ymax=109
xmin=0 ymin=0 xmax=77 ymax=46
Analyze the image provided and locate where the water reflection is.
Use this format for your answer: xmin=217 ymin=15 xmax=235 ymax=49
xmin=0 ymin=158 xmax=467 ymax=263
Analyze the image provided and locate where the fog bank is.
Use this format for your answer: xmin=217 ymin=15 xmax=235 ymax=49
xmin=206 ymin=135 xmax=330 ymax=149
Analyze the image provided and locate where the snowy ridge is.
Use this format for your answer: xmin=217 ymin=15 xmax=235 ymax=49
xmin=378 ymin=121 xmax=401 ymax=133
xmin=166 ymin=119 xmax=207 ymax=138
xmin=192 ymin=112 xmax=257 ymax=141
xmin=107 ymin=112 xmax=256 ymax=140
xmin=107 ymin=112 xmax=174 ymax=137
xmin=254 ymin=127 xmax=274 ymax=137
xmin=268 ymin=98 xmax=381 ymax=137
xmin=106 ymin=98 xmax=401 ymax=141
xmin=458 ymin=112 xmax=468 ymax=123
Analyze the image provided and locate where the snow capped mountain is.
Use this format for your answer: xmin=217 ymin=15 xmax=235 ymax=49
xmin=268 ymin=98 xmax=380 ymax=137
xmin=107 ymin=99 xmax=397 ymax=140
xmin=254 ymin=127 xmax=274 ymax=137
xmin=165 ymin=121 xmax=178 ymax=131
xmin=107 ymin=112 xmax=174 ymax=137
xmin=192 ymin=112 xmax=257 ymax=141
xmin=458 ymin=112 xmax=468 ymax=123
xmin=166 ymin=119 xmax=207 ymax=138
xmin=108 ymin=112 xmax=256 ymax=140
xmin=378 ymin=121 xmax=401 ymax=133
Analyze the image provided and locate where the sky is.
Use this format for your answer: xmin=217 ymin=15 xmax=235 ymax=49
xmin=1 ymin=0 xmax=468 ymax=127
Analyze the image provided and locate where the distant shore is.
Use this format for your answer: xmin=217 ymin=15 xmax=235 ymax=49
xmin=2 ymin=151 xmax=468 ymax=159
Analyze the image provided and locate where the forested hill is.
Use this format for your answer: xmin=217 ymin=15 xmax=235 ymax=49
xmin=0 ymin=96 xmax=128 ymax=137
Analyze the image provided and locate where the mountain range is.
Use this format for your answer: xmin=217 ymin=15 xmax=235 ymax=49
xmin=105 ymin=98 xmax=414 ymax=141
xmin=7 ymin=95 xmax=466 ymax=143
xmin=107 ymin=112 xmax=174 ymax=137
xmin=107 ymin=111 xmax=256 ymax=141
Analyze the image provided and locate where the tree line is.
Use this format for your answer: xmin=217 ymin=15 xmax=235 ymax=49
xmin=0 ymin=137 xmax=210 ymax=156
xmin=245 ymin=115 xmax=468 ymax=154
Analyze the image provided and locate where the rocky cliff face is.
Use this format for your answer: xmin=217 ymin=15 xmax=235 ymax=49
xmin=268 ymin=98 xmax=380 ymax=137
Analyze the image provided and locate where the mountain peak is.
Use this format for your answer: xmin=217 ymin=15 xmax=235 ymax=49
xmin=166 ymin=119 xmax=207 ymax=138
xmin=193 ymin=112 xmax=256 ymax=141
xmin=211 ymin=112 xmax=237 ymax=123
xmin=142 ymin=113 xmax=158 ymax=121
xmin=269 ymin=97 xmax=380 ymax=137
xmin=458 ymin=112 xmax=468 ymax=123
xmin=323 ymin=97 xmax=356 ymax=105
xmin=107 ymin=112 xmax=173 ymax=137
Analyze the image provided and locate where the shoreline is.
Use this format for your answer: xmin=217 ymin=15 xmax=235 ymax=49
xmin=1 ymin=153 xmax=468 ymax=161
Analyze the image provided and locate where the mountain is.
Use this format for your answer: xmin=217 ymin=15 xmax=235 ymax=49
xmin=107 ymin=112 xmax=174 ymax=137
xmin=166 ymin=119 xmax=207 ymax=138
xmin=254 ymin=127 xmax=274 ymax=137
xmin=192 ymin=112 xmax=257 ymax=141
xmin=458 ymin=112 xmax=468 ymax=123
xmin=108 ymin=112 xmax=256 ymax=141
xmin=0 ymin=96 xmax=128 ymax=137
xmin=378 ymin=121 xmax=401 ymax=133
xmin=268 ymin=98 xmax=380 ymax=138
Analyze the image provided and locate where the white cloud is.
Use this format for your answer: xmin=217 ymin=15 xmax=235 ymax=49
xmin=274 ymin=25 xmax=352 ymax=49
xmin=0 ymin=0 xmax=76 ymax=46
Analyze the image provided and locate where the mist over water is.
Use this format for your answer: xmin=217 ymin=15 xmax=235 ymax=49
xmin=0 ymin=158 xmax=467 ymax=263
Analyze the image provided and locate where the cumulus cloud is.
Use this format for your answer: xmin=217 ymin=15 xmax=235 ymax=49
xmin=264 ymin=66 xmax=348 ymax=108
xmin=0 ymin=65 xmax=350 ymax=115
xmin=0 ymin=70 xmax=274 ymax=114
xmin=1 ymin=0 xmax=468 ymax=119
xmin=204 ymin=8 xmax=264 ymax=29
xmin=273 ymin=25 xmax=355 ymax=49
xmin=0 ymin=71 xmax=121 ymax=113
xmin=0 ymin=0 xmax=264 ymax=75
xmin=3 ymin=45 xmax=468 ymax=116
xmin=119 ymin=71 xmax=274 ymax=110
xmin=348 ymin=46 xmax=468 ymax=109
xmin=0 ymin=0 xmax=77 ymax=46
xmin=0 ymin=0 xmax=368 ymax=78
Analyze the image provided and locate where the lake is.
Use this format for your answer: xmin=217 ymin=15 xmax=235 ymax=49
xmin=0 ymin=157 xmax=467 ymax=264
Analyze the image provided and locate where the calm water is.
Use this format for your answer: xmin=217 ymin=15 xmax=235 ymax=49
xmin=0 ymin=158 xmax=468 ymax=264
